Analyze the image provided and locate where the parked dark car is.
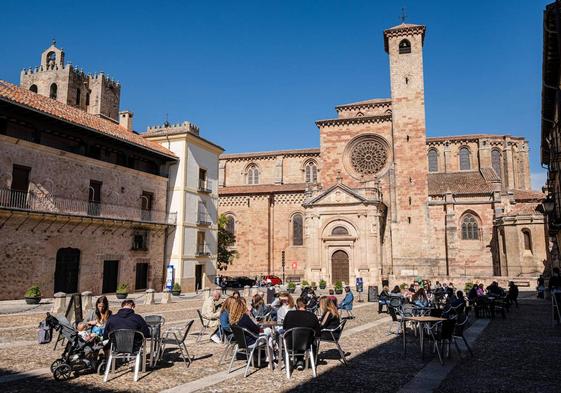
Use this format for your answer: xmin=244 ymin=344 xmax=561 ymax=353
xmin=223 ymin=276 xmax=257 ymax=288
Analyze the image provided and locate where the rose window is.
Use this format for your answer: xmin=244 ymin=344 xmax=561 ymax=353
xmin=350 ymin=139 xmax=388 ymax=175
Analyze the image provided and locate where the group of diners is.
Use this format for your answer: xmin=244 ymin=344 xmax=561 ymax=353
xmin=201 ymin=286 xmax=351 ymax=371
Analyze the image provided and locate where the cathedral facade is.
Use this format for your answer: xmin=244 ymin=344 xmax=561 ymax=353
xmin=218 ymin=23 xmax=547 ymax=287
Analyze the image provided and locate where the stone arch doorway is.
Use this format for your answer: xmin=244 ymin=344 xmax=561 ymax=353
xmin=331 ymin=250 xmax=349 ymax=285
xmin=54 ymin=248 xmax=80 ymax=294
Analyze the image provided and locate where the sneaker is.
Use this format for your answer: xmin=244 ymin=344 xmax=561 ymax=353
xmin=296 ymin=361 xmax=304 ymax=371
xmin=210 ymin=334 xmax=221 ymax=344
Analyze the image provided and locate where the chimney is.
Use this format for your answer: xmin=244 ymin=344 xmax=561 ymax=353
xmin=119 ymin=111 xmax=133 ymax=131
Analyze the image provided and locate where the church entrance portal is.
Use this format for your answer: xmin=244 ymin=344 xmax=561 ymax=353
xmin=331 ymin=250 xmax=349 ymax=285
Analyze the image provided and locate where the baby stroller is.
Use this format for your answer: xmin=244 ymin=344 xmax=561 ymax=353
xmin=44 ymin=313 xmax=106 ymax=381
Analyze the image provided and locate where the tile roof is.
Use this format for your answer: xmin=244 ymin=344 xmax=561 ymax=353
xmin=219 ymin=183 xmax=308 ymax=195
xmin=428 ymin=171 xmax=497 ymax=195
xmin=220 ymin=148 xmax=320 ymax=160
xmin=512 ymin=189 xmax=545 ymax=202
xmin=504 ymin=203 xmax=542 ymax=217
xmin=480 ymin=167 xmax=501 ymax=182
xmin=0 ymin=80 xmax=176 ymax=158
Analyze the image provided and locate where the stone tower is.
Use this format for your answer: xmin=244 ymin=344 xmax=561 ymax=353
xmin=20 ymin=41 xmax=121 ymax=122
xmin=384 ymin=23 xmax=431 ymax=273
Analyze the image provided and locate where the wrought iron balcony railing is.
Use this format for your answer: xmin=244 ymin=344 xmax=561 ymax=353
xmin=198 ymin=179 xmax=212 ymax=193
xmin=196 ymin=244 xmax=211 ymax=256
xmin=0 ymin=188 xmax=177 ymax=225
xmin=197 ymin=211 xmax=212 ymax=225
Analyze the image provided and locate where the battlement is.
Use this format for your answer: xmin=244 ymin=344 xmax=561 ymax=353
xmin=146 ymin=121 xmax=200 ymax=136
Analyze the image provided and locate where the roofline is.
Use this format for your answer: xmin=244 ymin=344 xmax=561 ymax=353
xmin=220 ymin=148 xmax=320 ymax=160
xmin=143 ymin=129 xmax=224 ymax=153
xmin=427 ymin=134 xmax=527 ymax=143
xmin=316 ymin=115 xmax=392 ymax=127
xmin=0 ymin=95 xmax=177 ymax=160
xmin=335 ymin=99 xmax=392 ymax=111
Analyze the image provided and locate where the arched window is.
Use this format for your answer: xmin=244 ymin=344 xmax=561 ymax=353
xmin=428 ymin=149 xmax=438 ymax=172
xmin=76 ymin=88 xmax=81 ymax=105
xmin=246 ymin=165 xmax=260 ymax=185
xmin=29 ymin=84 xmax=38 ymax=93
xmin=305 ymin=161 xmax=318 ymax=183
xmin=292 ymin=214 xmax=303 ymax=246
xmin=461 ymin=213 xmax=479 ymax=240
xmin=399 ymin=39 xmax=411 ymax=54
xmin=331 ymin=226 xmax=349 ymax=236
xmin=86 ymin=91 xmax=90 ymax=106
xmin=226 ymin=215 xmax=235 ymax=235
xmin=491 ymin=149 xmax=501 ymax=178
xmin=49 ymin=83 xmax=57 ymax=99
xmin=522 ymin=229 xmax=532 ymax=252
xmin=459 ymin=147 xmax=471 ymax=170
xmin=46 ymin=51 xmax=56 ymax=65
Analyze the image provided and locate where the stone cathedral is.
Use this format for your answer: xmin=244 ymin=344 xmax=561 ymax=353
xmin=218 ymin=22 xmax=547 ymax=287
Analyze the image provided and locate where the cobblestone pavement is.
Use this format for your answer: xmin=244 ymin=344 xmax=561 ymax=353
xmin=435 ymin=294 xmax=561 ymax=393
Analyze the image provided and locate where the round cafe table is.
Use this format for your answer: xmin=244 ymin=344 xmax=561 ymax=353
xmin=401 ymin=316 xmax=446 ymax=361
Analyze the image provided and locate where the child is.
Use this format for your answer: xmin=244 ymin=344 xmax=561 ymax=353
xmin=77 ymin=322 xmax=96 ymax=342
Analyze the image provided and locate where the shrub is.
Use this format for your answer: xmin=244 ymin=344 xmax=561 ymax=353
xmin=335 ymin=281 xmax=343 ymax=290
xmin=116 ymin=283 xmax=128 ymax=294
xmin=301 ymin=280 xmax=310 ymax=287
xmin=25 ymin=285 xmax=41 ymax=298
xmin=319 ymin=279 xmax=327 ymax=288
xmin=288 ymin=282 xmax=296 ymax=290
xmin=172 ymin=282 xmax=182 ymax=292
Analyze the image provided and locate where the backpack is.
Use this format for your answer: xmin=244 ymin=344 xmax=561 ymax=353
xmin=37 ymin=320 xmax=52 ymax=344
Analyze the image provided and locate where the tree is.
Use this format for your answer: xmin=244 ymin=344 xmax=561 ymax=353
xmin=217 ymin=214 xmax=237 ymax=270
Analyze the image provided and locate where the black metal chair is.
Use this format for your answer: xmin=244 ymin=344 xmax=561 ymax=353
xmin=104 ymin=329 xmax=146 ymax=382
xmin=451 ymin=313 xmax=473 ymax=357
xmin=319 ymin=318 xmax=348 ymax=365
xmin=228 ymin=325 xmax=270 ymax=377
xmin=281 ymin=327 xmax=317 ymax=379
xmin=145 ymin=315 xmax=165 ymax=367
xmin=196 ymin=309 xmax=211 ymax=343
xmin=161 ymin=319 xmax=194 ymax=367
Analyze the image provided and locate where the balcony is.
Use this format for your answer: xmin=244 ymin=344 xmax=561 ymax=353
xmin=197 ymin=211 xmax=212 ymax=226
xmin=0 ymin=189 xmax=177 ymax=225
xmin=196 ymin=244 xmax=211 ymax=256
xmin=198 ymin=179 xmax=212 ymax=193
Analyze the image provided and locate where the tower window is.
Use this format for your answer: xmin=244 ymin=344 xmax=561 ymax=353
xmin=461 ymin=213 xmax=479 ymax=240
xmin=49 ymin=83 xmax=57 ymax=99
xmin=76 ymin=88 xmax=81 ymax=106
xmin=491 ymin=149 xmax=501 ymax=178
xmin=29 ymin=85 xmax=38 ymax=93
xmin=399 ymin=39 xmax=411 ymax=54
xmin=459 ymin=147 xmax=471 ymax=170
xmin=305 ymin=161 xmax=318 ymax=183
xmin=246 ymin=164 xmax=260 ymax=185
xmin=428 ymin=149 xmax=438 ymax=172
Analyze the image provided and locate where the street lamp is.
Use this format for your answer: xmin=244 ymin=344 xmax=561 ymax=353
xmin=543 ymin=196 xmax=555 ymax=214
xmin=281 ymin=250 xmax=286 ymax=284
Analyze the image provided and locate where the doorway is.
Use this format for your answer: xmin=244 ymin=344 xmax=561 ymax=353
xmin=331 ymin=250 xmax=349 ymax=285
xmin=135 ymin=263 xmax=148 ymax=290
xmin=195 ymin=264 xmax=203 ymax=291
xmin=54 ymin=248 xmax=80 ymax=293
xmin=102 ymin=260 xmax=119 ymax=293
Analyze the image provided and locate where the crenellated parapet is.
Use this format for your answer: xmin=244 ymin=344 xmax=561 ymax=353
xmin=145 ymin=121 xmax=200 ymax=136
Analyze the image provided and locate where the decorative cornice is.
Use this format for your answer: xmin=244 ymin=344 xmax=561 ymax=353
xmin=315 ymin=115 xmax=392 ymax=128
xmin=383 ymin=24 xmax=426 ymax=52
xmin=335 ymin=100 xmax=392 ymax=112
xmin=220 ymin=148 xmax=320 ymax=161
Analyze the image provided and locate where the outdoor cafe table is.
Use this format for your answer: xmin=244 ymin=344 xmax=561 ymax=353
xmin=402 ymin=316 xmax=446 ymax=359
xmin=146 ymin=319 xmax=164 ymax=368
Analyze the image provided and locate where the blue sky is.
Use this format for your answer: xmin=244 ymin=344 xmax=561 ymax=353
xmin=0 ymin=0 xmax=549 ymax=189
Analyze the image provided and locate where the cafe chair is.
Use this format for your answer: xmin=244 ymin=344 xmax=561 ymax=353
xmin=228 ymin=325 xmax=271 ymax=377
xmin=161 ymin=319 xmax=194 ymax=367
xmin=281 ymin=327 xmax=317 ymax=379
xmin=451 ymin=314 xmax=473 ymax=357
xmin=104 ymin=329 xmax=146 ymax=382
xmin=196 ymin=310 xmax=211 ymax=343
xmin=318 ymin=319 xmax=348 ymax=365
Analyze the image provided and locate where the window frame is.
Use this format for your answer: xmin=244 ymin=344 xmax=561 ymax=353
xmin=292 ymin=213 xmax=304 ymax=246
xmin=428 ymin=149 xmax=438 ymax=172
xmin=460 ymin=213 xmax=480 ymax=240
xmin=459 ymin=147 xmax=471 ymax=171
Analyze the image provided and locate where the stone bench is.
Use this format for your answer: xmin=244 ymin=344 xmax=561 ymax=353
xmin=512 ymin=279 xmax=531 ymax=287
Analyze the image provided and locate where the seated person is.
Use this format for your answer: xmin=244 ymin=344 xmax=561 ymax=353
xmin=507 ymin=281 xmax=519 ymax=308
xmin=476 ymin=283 xmax=485 ymax=297
xmin=220 ymin=297 xmax=235 ymax=340
xmin=451 ymin=291 xmax=466 ymax=308
xmin=229 ymin=298 xmax=260 ymax=346
xmin=378 ymin=286 xmax=390 ymax=313
xmin=103 ymin=299 xmax=150 ymax=351
xmin=251 ymin=294 xmax=270 ymax=320
xmin=327 ymin=289 xmax=338 ymax=307
xmin=486 ymin=281 xmax=504 ymax=297
xmin=411 ymin=288 xmax=429 ymax=308
xmin=283 ymin=298 xmax=321 ymax=371
xmin=338 ymin=286 xmax=354 ymax=312
xmin=85 ymin=296 xmax=112 ymax=336
xmin=319 ymin=296 xmax=340 ymax=340
xmin=467 ymin=284 xmax=478 ymax=302
xmin=202 ymin=289 xmax=223 ymax=343
xmin=276 ymin=292 xmax=296 ymax=324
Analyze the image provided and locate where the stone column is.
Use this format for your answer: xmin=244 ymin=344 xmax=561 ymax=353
xmin=52 ymin=292 xmax=67 ymax=315
xmin=81 ymin=291 xmax=93 ymax=316
xmin=161 ymin=288 xmax=172 ymax=304
xmin=145 ymin=289 xmax=155 ymax=305
xmin=202 ymin=287 xmax=211 ymax=300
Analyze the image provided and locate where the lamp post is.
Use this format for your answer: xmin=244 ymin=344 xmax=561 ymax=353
xmin=281 ymin=250 xmax=286 ymax=284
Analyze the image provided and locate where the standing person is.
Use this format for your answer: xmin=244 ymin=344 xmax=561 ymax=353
xmin=338 ymin=286 xmax=354 ymax=316
xmin=202 ymin=289 xmax=222 ymax=343
xmin=537 ymin=275 xmax=545 ymax=298
xmin=283 ymin=298 xmax=321 ymax=371
xmin=378 ymin=286 xmax=390 ymax=313
xmin=85 ymin=296 xmax=112 ymax=336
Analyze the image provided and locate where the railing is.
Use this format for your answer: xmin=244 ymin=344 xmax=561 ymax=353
xmin=196 ymin=244 xmax=211 ymax=256
xmin=198 ymin=179 xmax=212 ymax=193
xmin=0 ymin=189 xmax=177 ymax=225
xmin=197 ymin=211 xmax=212 ymax=225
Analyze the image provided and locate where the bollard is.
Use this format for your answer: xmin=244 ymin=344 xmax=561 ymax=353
xmin=243 ymin=285 xmax=250 ymax=299
xmin=161 ymin=288 xmax=172 ymax=304
xmin=203 ymin=287 xmax=211 ymax=300
xmin=52 ymin=292 xmax=67 ymax=315
xmin=81 ymin=291 xmax=93 ymax=315
xmin=145 ymin=289 xmax=155 ymax=305
xmin=250 ymin=286 xmax=258 ymax=297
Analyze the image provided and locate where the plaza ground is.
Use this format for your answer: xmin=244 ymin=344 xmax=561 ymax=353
xmin=0 ymin=290 xmax=559 ymax=393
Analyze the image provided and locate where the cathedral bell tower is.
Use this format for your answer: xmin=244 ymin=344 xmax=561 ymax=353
xmin=384 ymin=23 xmax=430 ymax=269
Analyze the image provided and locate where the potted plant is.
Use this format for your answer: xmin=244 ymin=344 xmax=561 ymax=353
xmin=116 ymin=283 xmax=128 ymax=299
xmin=319 ymin=279 xmax=327 ymax=290
xmin=24 ymin=285 xmax=41 ymax=304
xmin=287 ymin=282 xmax=296 ymax=294
xmin=301 ymin=280 xmax=309 ymax=288
xmin=334 ymin=281 xmax=343 ymax=295
xmin=311 ymin=281 xmax=317 ymax=290
xmin=172 ymin=282 xmax=182 ymax=296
